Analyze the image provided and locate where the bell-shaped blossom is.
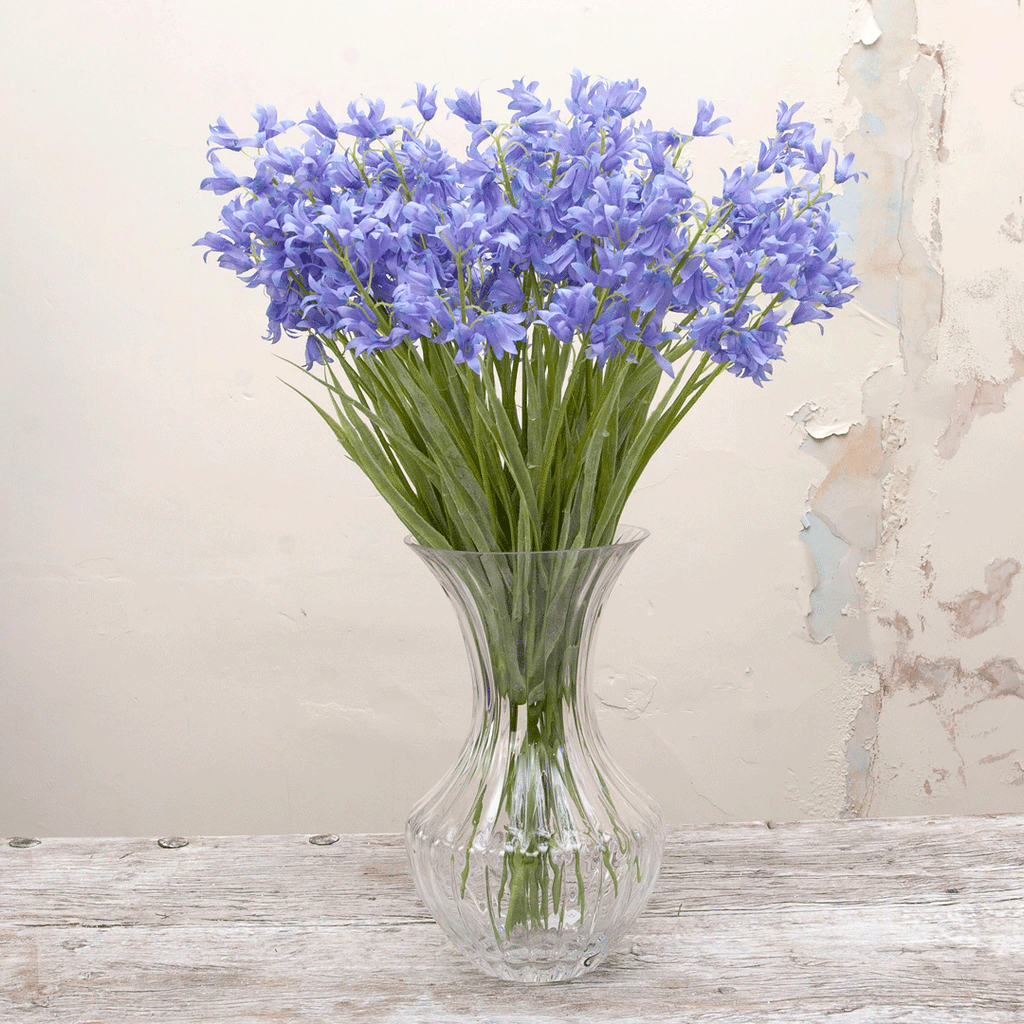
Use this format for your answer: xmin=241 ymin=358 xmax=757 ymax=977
xmin=692 ymin=99 xmax=732 ymax=141
xmin=537 ymin=284 xmax=597 ymax=343
xmin=403 ymin=82 xmax=438 ymax=122
xmin=800 ymin=138 xmax=832 ymax=175
xmin=475 ymin=312 xmax=527 ymax=358
xmin=445 ymin=88 xmax=483 ymax=125
xmin=303 ymin=333 xmax=333 ymax=369
xmin=833 ymin=150 xmax=866 ymax=184
xmin=302 ymin=102 xmax=340 ymax=140
xmin=498 ymin=79 xmax=547 ymax=119
xmin=207 ymin=106 xmax=296 ymax=152
xmin=340 ymin=97 xmax=398 ymax=140
xmin=567 ymin=70 xmax=646 ymax=121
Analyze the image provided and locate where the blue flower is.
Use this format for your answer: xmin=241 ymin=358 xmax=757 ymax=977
xmin=303 ymin=334 xmax=334 ymax=369
xmin=207 ymin=116 xmax=247 ymax=151
xmin=833 ymin=150 xmax=866 ymax=184
xmin=404 ymin=82 xmax=438 ymax=122
xmin=474 ymin=312 xmax=526 ymax=358
xmin=193 ymin=231 xmax=253 ymax=274
xmin=586 ymin=300 xmax=634 ymax=367
xmin=340 ymin=97 xmax=397 ymax=140
xmin=200 ymin=152 xmax=250 ymax=195
xmin=692 ymin=99 xmax=731 ymax=140
xmin=302 ymin=102 xmax=340 ymax=140
xmin=674 ymin=258 xmax=718 ymax=310
xmin=800 ymin=138 xmax=832 ymax=174
xmin=445 ymin=88 xmax=483 ymax=125
xmin=207 ymin=107 xmax=296 ymax=151
xmin=499 ymin=79 xmax=546 ymax=117
xmin=537 ymin=285 xmax=597 ymax=343
xmin=252 ymin=105 xmax=295 ymax=142
xmin=775 ymin=101 xmax=815 ymax=145
xmin=567 ymin=71 xmax=646 ymax=120
xmin=790 ymin=301 xmax=834 ymax=331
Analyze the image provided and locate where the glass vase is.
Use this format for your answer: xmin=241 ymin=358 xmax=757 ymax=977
xmin=404 ymin=526 xmax=665 ymax=983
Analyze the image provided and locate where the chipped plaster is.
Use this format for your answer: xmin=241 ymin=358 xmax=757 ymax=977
xmin=831 ymin=0 xmax=1024 ymax=817
xmin=939 ymin=558 xmax=1021 ymax=639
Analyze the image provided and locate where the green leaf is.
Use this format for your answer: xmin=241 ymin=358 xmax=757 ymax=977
xmin=279 ymin=379 xmax=451 ymax=549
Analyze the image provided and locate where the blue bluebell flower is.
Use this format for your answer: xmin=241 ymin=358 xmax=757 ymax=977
xmin=302 ymin=102 xmax=340 ymax=140
xmin=252 ymin=106 xmax=294 ymax=142
xmin=567 ymin=71 xmax=646 ymax=120
xmin=193 ymin=231 xmax=253 ymax=274
xmin=207 ymin=116 xmax=247 ymax=151
xmin=303 ymin=334 xmax=334 ymax=369
xmin=207 ymin=107 xmax=296 ymax=152
xmin=498 ymin=79 xmax=546 ymax=118
xmin=403 ymin=82 xmax=439 ymax=122
xmin=833 ymin=150 xmax=866 ymax=184
xmin=775 ymin=101 xmax=815 ymax=144
xmin=340 ymin=97 xmax=398 ymax=139
xmin=692 ymin=99 xmax=731 ymax=140
xmin=800 ymin=138 xmax=832 ymax=174
xmin=790 ymin=301 xmax=834 ymax=330
xmin=475 ymin=312 xmax=526 ymax=358
xmin=445 ymin=88 xmax=483 ymax=125
xmin=200 ymin=152 xmax=251 ymax=195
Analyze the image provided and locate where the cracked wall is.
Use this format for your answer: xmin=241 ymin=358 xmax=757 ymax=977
xmin=827 ymin=0 xmax=1024 ymax=817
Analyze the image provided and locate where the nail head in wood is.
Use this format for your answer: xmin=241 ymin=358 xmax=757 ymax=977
xmin=309 ymin=834 xmax=340 ymax=846
xmin=157 ymin=836 xmax=189 ymax=849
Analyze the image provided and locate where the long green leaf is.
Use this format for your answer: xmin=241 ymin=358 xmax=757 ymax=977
xmin=280 ymin=380 xmax=451 ymax=548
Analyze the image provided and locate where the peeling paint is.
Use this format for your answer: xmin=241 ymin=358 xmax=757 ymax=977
xmin=939 ymin=559 xmax=1021 ymax=639
xmin=917 ymin=43 xmax=950 ymax=164
xmin=789 ymin=402 xmax=854 ymax=440
xmin=841 ymin=686 xmax=881 ymax=817
xmin=849 ymin=1 xmax=883 ymax=46
xmin=831 ymin=0 xmax=1024 ymax=811
xmin=835 ymin=0 xmax=957 ymax=816
xmin=935 ymin=348 xmax=1024 ymax=459
xmin=797 ymin=412 xmax=892 ymax=669
xmin=595 ymin=667 xmax=657 ymax=720
xmin=870 ymin=609 xmax=1024 ymax=811
xmin=801 ymin=512 xmax=859 ymax=644
xmin=919 ymin=553 xmax=935 ymax=598
xmin=809 ymin=421 xmax=886 ymax=550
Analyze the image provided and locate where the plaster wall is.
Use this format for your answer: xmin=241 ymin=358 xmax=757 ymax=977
xmin=1 ymin=0 xmax=1021 ymax=837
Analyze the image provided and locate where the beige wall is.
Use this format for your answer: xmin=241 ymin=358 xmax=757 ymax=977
xmin=2 ymin=0 xmax=1022 ymax=837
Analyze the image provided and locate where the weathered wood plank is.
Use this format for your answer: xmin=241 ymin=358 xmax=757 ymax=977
xmin=2 ymin=910 xmax=1022 ymax=1023
xmin=0 ymin=833 xmax=425 ymax=927
xmin=1 ymin=815 xmax=1022 ymax=1022
xmin=4 ymin=815 xmax=1019 ymax=929
xmin=4 ymin=817 xmax=1023 ymax=925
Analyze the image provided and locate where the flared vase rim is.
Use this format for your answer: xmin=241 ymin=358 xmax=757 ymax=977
xmin=403 ymin=524 xmax=650 ymax=557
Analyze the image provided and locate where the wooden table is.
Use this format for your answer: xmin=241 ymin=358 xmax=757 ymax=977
xmin=2 ymin=815 xmax=1022 ymax=1022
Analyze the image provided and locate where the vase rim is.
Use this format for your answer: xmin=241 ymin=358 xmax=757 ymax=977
xmin=404 ymin=524 xmax=650 ymax=556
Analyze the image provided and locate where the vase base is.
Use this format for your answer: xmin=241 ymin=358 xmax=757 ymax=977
xmin=456 ymin=938 xmax=609 ymax=984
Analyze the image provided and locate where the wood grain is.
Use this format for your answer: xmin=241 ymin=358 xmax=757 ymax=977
xmin=2 ymin=815 xmax=1022 ymax=1022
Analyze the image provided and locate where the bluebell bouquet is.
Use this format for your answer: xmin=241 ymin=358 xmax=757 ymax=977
xmin=198 ymin=73 xmax=861 ymax=554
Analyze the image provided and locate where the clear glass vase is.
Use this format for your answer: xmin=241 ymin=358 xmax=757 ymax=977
xmin=404 ymin=526 xmax=665 ymax=983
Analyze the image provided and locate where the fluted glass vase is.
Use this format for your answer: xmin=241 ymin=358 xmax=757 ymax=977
xmin=404 ymin=526 xmax=664 ymax=983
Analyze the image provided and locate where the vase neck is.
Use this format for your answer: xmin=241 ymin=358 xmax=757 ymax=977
xmin=408 ymin=528 xmax=647 ymax=714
